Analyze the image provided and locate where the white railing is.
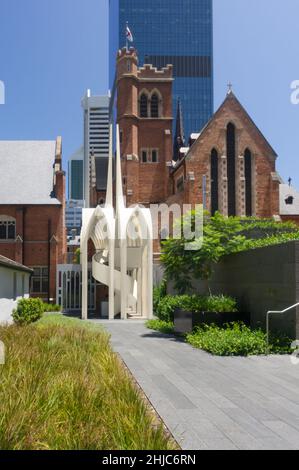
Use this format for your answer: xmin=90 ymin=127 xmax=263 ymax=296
xmin=266 ymin=302 xmax=299 ymax=354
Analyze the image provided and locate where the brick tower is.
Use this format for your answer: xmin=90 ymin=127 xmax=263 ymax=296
xmin=116 ymin=47 xmax=173 ymax=206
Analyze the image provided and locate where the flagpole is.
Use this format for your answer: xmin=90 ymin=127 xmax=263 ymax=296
xmin=126 ymin=21 xmax=128 ymax=52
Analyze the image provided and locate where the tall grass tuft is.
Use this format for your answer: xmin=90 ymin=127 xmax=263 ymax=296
xmin=0 ymin=318 xmax=176 ymax=450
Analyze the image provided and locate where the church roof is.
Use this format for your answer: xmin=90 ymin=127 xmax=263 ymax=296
xmin=172 ymin=90 xmax=277 ymax=173
xmin=197 ymin=91 xmax=277 ymax=157
xmin=0 ymin=141 xmax=61 ymax=205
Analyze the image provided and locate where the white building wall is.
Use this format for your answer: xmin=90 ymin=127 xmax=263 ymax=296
xmin=0 ymin=266 xmax=30 ymax=324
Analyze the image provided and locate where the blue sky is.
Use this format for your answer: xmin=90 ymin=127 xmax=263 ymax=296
xmin=0 ymin=0 xmax=298 ymax=189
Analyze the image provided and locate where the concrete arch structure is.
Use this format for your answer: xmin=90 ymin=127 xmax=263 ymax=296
xmin=81 ymin=124 xmax=153 ymax=320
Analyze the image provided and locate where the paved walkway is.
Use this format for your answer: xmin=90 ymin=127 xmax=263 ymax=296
xmin=95 ymin=320 xmax=299 ymax=450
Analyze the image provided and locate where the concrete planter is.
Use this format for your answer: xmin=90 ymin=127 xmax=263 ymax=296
xmin=174 ymin=308 xmax=250 ymax=335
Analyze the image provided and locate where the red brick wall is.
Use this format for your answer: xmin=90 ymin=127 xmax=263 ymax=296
xmin=0 ymin=203 xmax=66 ymax=301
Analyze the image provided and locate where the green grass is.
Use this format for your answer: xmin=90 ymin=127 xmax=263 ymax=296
xmin=0 ymin=314 xmax=176 ymax=450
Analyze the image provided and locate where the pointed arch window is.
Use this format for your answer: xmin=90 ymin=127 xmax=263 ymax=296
xmin=227 ymin=123 xmax=236 ymax=216
xmin=150 ymin=93 xmax=159 ymax=118
xmin=139 ymin=93 xmax=148 ymax=118
xmin=210 ymin=149 xmax=219 ymax=215
xmin=244 ymin=148 xmax=253 ymax=216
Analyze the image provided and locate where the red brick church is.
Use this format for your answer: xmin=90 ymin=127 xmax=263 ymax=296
xmin=113 ymin=47 xmax=282 ymax=222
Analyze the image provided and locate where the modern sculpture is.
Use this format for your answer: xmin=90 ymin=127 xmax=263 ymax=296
xmin=80 ymin=124 xmax=153 ymax=320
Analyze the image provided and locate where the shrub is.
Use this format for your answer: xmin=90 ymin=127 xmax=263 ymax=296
xmin=42 ymin=303 xmax=61 ymax=313
xmin=12 ymin=298 xmax=44 ymax=326
xmin=146 ymin=319 xmax=174 ymax=335
xmin=200 ymin=295 xmax=238 ymax=313
xmin=153 ymin=279 xmax=167 ymax=314
xmin=156 ymin=294 xmax=238 ymax=322
xmin=155 ymin=295 xmax=187 ymax=322
xmin=186 ymin=323 xmax=292 ymax=357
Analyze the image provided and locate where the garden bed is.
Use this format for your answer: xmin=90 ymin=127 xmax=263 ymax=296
xmin=0 ymin=314 xmax=176 ymax=450
xmin=174 ymin=308 xmax=250 ymax=334
xmin=146 ymin=319 xmax=293 ymax=357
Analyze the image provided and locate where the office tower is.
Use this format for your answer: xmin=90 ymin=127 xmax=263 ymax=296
xmin=109 ymin=0 xmax=214 ymax=140
xmin=68 ymin=147 xmax=84 ymax=200
xmin=81 ymin=90 xmax=110 ymax=207
xmin=65 ymin=199 xmax=84 ymax=236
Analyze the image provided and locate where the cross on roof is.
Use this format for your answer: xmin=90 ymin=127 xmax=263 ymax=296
xmin=227 ymin=82 xmax=233 ymax=94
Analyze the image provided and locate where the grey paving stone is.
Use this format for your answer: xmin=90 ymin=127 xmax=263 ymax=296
xmin=262 ymin=420 xmax=299 ymax=448
xmin=94 ymin=320 xmax=299 ymax=451
xmin=150 ymin=374 xmax=197 ymax=410
xmin=201 ymin=438 xmax=238 ymax=450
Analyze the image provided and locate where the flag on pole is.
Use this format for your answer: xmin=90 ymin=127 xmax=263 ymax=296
xmin=126 ymin=24 xmax=133 ymax=43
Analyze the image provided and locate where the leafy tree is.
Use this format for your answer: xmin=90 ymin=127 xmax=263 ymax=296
xmin=161 ymin=211 xmax=299 ymax=294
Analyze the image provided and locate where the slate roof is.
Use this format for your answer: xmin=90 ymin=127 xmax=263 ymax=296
xmin=0 ymin=141 xmax=61 ymax=205
xmin=280 ymin=184 xmax=299 ymax=215
xmin=0 ymin=255 xmax=33 ymax=274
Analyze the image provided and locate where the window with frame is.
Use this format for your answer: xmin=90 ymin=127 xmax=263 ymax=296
xmin=0 ymin=216 xmax=16 ymax=240
xmin=244 ymin=148 xmax=253 ymax=216
xmin=141 ymin=149 xmax=148 ymax=163
xmin=151 ymin=149 xmax=158 ymax=163
xmin=227 ymin=123 xmax=236 ymax=216
xmin=31 ymin=267 xmax=49 ymax=294
xmin=210 ymin=148 xmax=219 ymax=215
xmin=141 ymin=149 xmax=159 ymax=163
xmin=139 ymin=94 xmax=148 ymax=118
xmin=150 ymin=93 xmax=159 ymax=118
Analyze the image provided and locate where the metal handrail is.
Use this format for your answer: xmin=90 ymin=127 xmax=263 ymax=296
xmin=266 ymin=302 xmax=299 ymax=354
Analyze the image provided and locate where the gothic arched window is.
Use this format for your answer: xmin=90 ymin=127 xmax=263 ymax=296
xmin=150 ymin=93 xmax=159 ymax=118
xmin=139 ymin=93 xmax=148 ymax=118
xmin=244 ymin=148 xmax=253 ymax=216
xmin=227 ymin=123 xmax=236 ymax=216
xmin=210 ymin=148 xmax=219 ymax=215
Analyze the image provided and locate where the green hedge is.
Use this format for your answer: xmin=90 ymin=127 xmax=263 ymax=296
xmin=12 ymin=298 xmax=44 ymax=326
xmin=155 ymin=294 xmax=238 ymax=322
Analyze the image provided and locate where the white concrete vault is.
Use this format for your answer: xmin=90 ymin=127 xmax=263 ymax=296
xmin=81 ymin=124 xmax=153 ymax=320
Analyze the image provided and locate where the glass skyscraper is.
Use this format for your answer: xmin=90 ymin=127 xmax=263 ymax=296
xmin=109 ymin=0 xmax=214 ymax=140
